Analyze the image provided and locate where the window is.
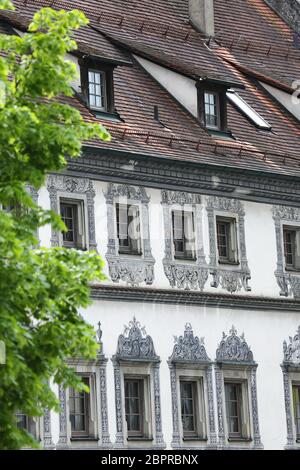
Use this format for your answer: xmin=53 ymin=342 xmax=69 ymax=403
xmin=283 ymin=226 xmax=300 ymax=271
xmin=179 ymin=380 xmax=206 ymax=439
xmin=204 ymin=92 xmax=219 ymax=129
xmin=88 ymin=70 xmax=106 ymax=111
xmin=216 ymin=217 xmax=238 ymax=264
xmin=125 ymin=379 xmax=144 ymax=438
xmin=225 ymin=383 xmax=243 ymax=439
xmin=172 ymin=210 xmax=196 ymax=260
xmin=80 ymin=60 xmax=115 ymax=115
xmin=15 ymin=412 xmax=37 ymax=438
xmin=60 ymin=199 xmax=86 ymax=250
xmin=227 ymin=89 xmax=271 ymax=130
xmin=69 ymin=377 xmax=91 ymax=438
xmin=116 ymin=203 xmax=142 ymax=255
xmin=293 ymin=385 xmax=300 ymax=442
xmin=198 ymin=85 xmax=229 ymax=134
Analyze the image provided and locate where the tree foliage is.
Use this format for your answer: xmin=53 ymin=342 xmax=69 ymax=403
xmin=0 ymin=0 xmax=109 ymax=449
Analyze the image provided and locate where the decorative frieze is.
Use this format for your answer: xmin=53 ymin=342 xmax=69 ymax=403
xmin=115 ymin=317 xmax=159 ymax=361
xmin=47 ymin=174 xmax=97 ymax=250
xmin=105 ymin=183 xmax=155 ymax=287
xmin=161 ymin=190 xmax=209 ymax=291
xmin=273 ymin=205 xmax=300 ymax=298
xmin=283 ymin=326 xmax=300 ymax=365
xmin=207 ymin=196 xmax=251 ymax=293
xmin=170 ymin=323 xmax=210 ymax=363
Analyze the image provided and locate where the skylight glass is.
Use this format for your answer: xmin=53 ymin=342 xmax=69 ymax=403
xmin=227 ymin=89 xmax=271 ymax=130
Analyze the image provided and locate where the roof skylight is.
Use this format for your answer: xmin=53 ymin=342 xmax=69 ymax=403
xmin=227 ymin=89 xmax=271 ymax=130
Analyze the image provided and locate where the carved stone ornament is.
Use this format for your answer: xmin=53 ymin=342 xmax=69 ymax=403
xmin=216 ymin=326 xmax=254 ymax=364
xmin=273 ymin=205 xmax=300 ymax=298
xmin=105 ymin=183 xmax=155 ymax=287
xmin=161 ymin=190 xmax=209 ymax=291
xmin=283 ymin=326 xmax=300 ymax=365
xmin=47 ymin=174 xmax=97 ymax=250
xmin=169 ymin=323 xmax=210 ymax=363
xmin=115 ymin=317 xmax=159 ymax=361
xmin=206 ymin=196 xmax=251 ymax=293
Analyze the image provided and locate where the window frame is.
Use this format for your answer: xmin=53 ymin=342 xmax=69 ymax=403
xmin=179 ymin=377 xmax=206 ymax=441
xmin=123 ymin=374 xmax=152 ymax=442
xmin=292 ymin=383 xmax=300 ymax=442
xmin=69 ymin=376 xmax=91 ymax=439
xmin=223 ymin=377 xmax=251 ymax=443
xmin=283 ymin=225 xmax=300 ymax=272
xmin=216 ymin=216 xmax=239 ymax=265
xmin=198 ymin=84 xmax=228 ymax=133
xmin=60 ymin=198 xmax=87 ymax=250
xmin=172 ymin=209 xmax=196 ymax=261
xmin=87 ymin=69 xmax=107 ymax=111
xmin=79 ymin=59 xmax=115 ymax=115
xmin=116 ymin=203 xmax=142 ymax=256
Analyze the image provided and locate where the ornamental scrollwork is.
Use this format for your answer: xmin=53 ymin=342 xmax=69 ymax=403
xmin=47 ymin=174 xmax=97 ymax=251
xmin=169 ymin=323 xmax=210 ymax=362
xmin=207 ymin=196 xmax=251 ymax=293
xmin=161 ymin=190 xmax=209 ymax=291
xmin=115 ymin=317 xmax=159 ymax=361
xmin=283 ymin=326 xmax=300 ymax=365
xmin=216 ymin=326 xmax=254 ymax=364
xmin=105 ymin=183 xmax=155 ymax=287
xmin=161 ymin=190 xmax=202 ymax=206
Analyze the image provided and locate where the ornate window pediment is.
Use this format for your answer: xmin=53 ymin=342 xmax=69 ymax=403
xmin=216 ymin=326 xmax=255 ymax=365
xmin=114 ymin=317 xmax=159 ymax=362
xmin=273 ymin=205 xmax=300 ymax=299
xmin=161 ymin=190 xmax=209 ymax=291
xmin=207 ymin=196 xmax=251 ymax=294
xmin=104 ymin=183 xmax=155 ymax=287
xmin=169 ymin=323 xmax=210 ymax=363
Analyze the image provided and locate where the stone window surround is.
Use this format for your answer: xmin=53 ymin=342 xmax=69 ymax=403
xmin=104 ymin=183 xmax=155 ymax=287
xmin=206 ymin=196 xmax=251 ymax=294
xmin=168 ymin=324 xmax=217 ymax=449
xmin=273 ymin=205 xmax=300 ymax=298
xmin=282 ymin=326 xmax=300 ymax=449
xmin=112 ymin=317 xmax=165 ymax=449
xmin=215 ymin=327 xmax=263 ymax=450
xmin=161 ymin=190 xmax=209 ymax=291
xmin=47 ymin=174 xmax=97 ymax=251
xmin=57 ymin=357 xmax=111 ymax=449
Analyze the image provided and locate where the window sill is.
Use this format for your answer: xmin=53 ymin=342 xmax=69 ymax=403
xmin=218 ymin=260 xmax=240 ymax=266
xmin=285 ymin=267 xmax=300 ymax=273
xmin=174 ymin=256 xmax=197 ymax=262
xmin=91 ymin=109 xmax=122 ymax=122
xmin=70 ymin=437 xmax=99 ymax=442
xmin=127 ymin=437 xmax=153 ymax=442
xmin=207 ymin=129 xmax=235 ymax=140
xmin=182 ymin=436 xmax=208 ymax=442
xmin=118 ymin=251 xmax=143 ymax=257
xmin=228 ymin=437 xmax=252 ymax=443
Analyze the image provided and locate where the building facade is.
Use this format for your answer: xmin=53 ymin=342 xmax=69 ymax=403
xmin=3 ymin=0 xmax=300 ymax=450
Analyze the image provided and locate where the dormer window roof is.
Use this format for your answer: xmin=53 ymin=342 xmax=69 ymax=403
xmin=226 ymin=89 xmax=271 ymax=130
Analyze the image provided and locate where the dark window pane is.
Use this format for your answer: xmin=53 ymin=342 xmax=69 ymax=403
xmin=225 ymin=383 xmax=243 ymax=437
xmin=284 ymin=229 xmax=296 ymax=268
xmin=88 ymin=69 xmax=105 ymax=110
xmin=69 ymin=377 xmax=89 ymax=436
xmin=180 ymin=381 xmax=197 ymax=435
xmin=172 ymin=211 xmax=195 ymax=260
xmin=125 ymin=379 xmax=143 ymax=435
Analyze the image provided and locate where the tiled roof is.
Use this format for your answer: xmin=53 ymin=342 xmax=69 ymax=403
xmin=1 ymin=0 xmax=300 ymax=178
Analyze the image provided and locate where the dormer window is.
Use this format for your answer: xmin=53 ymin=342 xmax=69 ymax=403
xmin=198 ymin=84 xmax=229 ymax=136
xmin=79 ymin=59 xmax=115 ymax=116
xmin=88 ymin=69 xmax=106 ymax=110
